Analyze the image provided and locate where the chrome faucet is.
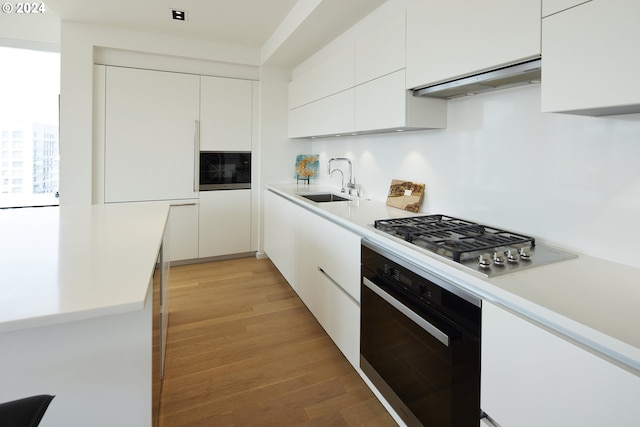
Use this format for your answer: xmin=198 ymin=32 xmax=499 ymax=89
xmin=327 ymin=157 xmax=359 ymax=197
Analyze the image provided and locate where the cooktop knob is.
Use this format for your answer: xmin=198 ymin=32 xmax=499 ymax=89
xmin=519 ymin=246 xmax=532 ymax=259
xmin=479 ymin=253 xmax=492 ymax=269
xmin=493 ymin=251 xmax=506 ymax=265
xmin=507 ymin=249 xmax=520 ymax=262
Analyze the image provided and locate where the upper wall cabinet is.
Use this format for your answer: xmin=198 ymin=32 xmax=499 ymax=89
xmin=289 ymin=89 xmax=355 ymax=138
xmin=288 ymin=11 xmax=446 ymax=138
xmin=405 ymin=0 xmax=541 ymax=90
xmin=355 ymin=12 xmax=405 ymax=85
xmin=200 ymin=76 xmax=252 ymax=151
xmin=288 ymin=45 xmax=355 ymax=110
xmin=541 ymin=0 xmax=640 ymax=115
xmin=354 ymin=69 xmax=446 ymax=133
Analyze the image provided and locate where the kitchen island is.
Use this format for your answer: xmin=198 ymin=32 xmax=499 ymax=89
xmin=0 ymin=202 xmax=170 ymax=427
xmin=266 ymin=182 xmax=640 ymax=426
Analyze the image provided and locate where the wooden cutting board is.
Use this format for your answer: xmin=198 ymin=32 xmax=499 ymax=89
xmin=386 ymin=179 xmax=425 ymax=213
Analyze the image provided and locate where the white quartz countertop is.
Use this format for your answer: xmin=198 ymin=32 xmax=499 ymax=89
xmin=0 ymin=202 xmax=170 ymax=333
xmin=268 ymin=183 xmax=640 ymax=375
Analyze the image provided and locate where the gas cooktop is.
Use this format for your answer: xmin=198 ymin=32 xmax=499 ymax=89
xmin=373 ymin=214 xmax=577 ymax=277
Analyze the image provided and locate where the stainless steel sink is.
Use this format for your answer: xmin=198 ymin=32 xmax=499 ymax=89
xmin=299 ymin=193 xmax=351 ymax=203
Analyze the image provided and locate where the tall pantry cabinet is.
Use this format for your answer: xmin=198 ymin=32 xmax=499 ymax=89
xmin=104 ymin=67 xmax=199 ymax=203
xmin=103 ymin=66 xmax=254 ymax=262
xmin=198 ymin=75 xmax=253 ymax=258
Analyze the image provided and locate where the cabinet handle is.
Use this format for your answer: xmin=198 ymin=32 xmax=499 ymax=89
xmin=170 ymin=203 xmax=197 ymax=207
xmin=194 ymin=120 xmax=200 ymax=192
xmin=318 ymin=267 xmax=359 ymax=306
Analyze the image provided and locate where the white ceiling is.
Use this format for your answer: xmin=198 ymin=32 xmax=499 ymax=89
xmin=42 ymin=0 xmax=386 ymax=67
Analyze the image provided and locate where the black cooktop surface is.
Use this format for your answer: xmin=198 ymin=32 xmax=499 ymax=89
xmin=374 ymin=214 xmax=534 ymax=262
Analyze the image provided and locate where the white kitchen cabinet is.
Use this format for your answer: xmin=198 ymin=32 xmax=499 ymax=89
xmin=288 ymin=89 xmax=355 ymax=138
xmin=168 ymin=200 xmax=199 ymax=262
xmin=288 ymin=45 xmax=355 ymax=110
xmin=406 ymin=0 xmax=541 ymax=90
xmin=104 ymin=66 xmax=199 ymax=203
xmin=288 ymin=10 xmax=448 ymax=138
xmin=311 ymin=211 xmax=361 ymax=303
xmin=355 ymin=69 xmax=447 ymax=133
xmin=542 ymin=0 xmax=590 ymax=16
xmin=292 ymin=205 xmax=319 ymax=309
xmin=308 ymin=212 xmax=361 ymax=369
xmin=289 ymin=71 xmax=446 ymax=138
xmin=199 ymin=76 xmax=252 ymax=151
xmin=314 ymin=270 xmax=361 ymax=368
xmin=198 ymin=190 xmax=252 ymax=258
xmin=541 ymin=0 xmax=640 ymax=115
xmin=264 ymin=190 xmax=297 ymax=286
xmin=264 ymin=189 xmax=361 ymax=369
xmin=482 ymin=300 xmax=640 ymax=426
xmin=355 ymin=11 xmax=405 ymax=85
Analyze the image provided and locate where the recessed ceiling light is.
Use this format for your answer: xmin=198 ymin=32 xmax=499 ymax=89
xmin=171 ymin=9 xmax=187 ymax=21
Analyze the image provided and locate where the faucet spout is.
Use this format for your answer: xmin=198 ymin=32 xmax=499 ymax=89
xmin=329 ymin=169 xmax=345 ymax=193
xmin=327 ymin=157 xmax=359 ymax=197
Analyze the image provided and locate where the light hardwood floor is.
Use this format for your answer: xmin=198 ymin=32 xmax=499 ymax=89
xmin=158 ymin=257 xmax=396 ymax=427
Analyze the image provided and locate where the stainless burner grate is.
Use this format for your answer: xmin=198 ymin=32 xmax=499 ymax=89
xmin=374 ymin=215 xmax=535 ymax=262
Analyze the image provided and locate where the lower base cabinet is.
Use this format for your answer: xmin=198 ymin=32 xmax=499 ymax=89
xmin=264 ymin=190 xmax=361 ymax=369
xmin=168 ymin=201 xmax=199 ymax=262
xmin=314 ymin=269 xmax=360 ymax=368
xmin=482 ymin=300 xmax=640 ymax=426
xmin=198 ymin=190 xmax=252 ymax=258
xmin=264 ymin=189 xmax=296 ymax=285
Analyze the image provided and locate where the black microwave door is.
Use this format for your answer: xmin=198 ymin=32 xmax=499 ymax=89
xmin=199 ymin=152 xmax=251 ymax=190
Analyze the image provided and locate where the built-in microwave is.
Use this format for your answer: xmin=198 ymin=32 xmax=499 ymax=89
xmin=199 ymin=151 xmax=251 ymax=191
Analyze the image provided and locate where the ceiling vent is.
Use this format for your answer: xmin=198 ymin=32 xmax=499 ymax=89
xmin=171 ymin=9 xmax=188 ymax=21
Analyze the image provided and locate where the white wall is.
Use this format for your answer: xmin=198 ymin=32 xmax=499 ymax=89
xmin=0 ymin=6 xmax=59 ymax=50
xmin=257 ymin=66 xmax=311 ymax=254
xmin=310 ymin=84 xmax=640 ymax=269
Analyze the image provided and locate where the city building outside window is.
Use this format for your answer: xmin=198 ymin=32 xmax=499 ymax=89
xmin=0 ymin=46 xmax=60 ymax=208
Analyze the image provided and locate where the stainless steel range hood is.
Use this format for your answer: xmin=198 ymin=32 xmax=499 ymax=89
xmin=413 ymin=57 xmax=541 ymax=99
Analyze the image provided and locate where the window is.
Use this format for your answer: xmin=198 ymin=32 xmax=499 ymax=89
xmin=0 ymin=47 xmax=60 ymax=208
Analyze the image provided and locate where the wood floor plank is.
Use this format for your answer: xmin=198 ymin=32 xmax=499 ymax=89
xmin=158 ymin=257 xmax=396 ymax=426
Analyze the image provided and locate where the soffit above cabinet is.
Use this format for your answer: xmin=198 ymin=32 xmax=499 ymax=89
xmin=45 ymin=0 xmax=385 ymax=68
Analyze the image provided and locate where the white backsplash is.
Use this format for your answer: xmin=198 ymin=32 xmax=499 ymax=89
xmin=310 ymin=84 xmax=640 ymax=269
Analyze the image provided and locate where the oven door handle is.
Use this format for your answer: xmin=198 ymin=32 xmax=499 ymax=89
xmin=363 ymin=277 xmax=450 ymax=347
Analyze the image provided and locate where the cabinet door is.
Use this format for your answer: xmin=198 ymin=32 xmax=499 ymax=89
xmin=291 ymin=206 xmax=319 ymax=311
xmin=406 ymin=0 xmax=541 ymax=90
xmin=288 ymin=89 xmax=355 ymax=138
xmin=288 ymin=45 xmax=355 ymax=109
xmin=200 ymin=76 xmax=252 ymax=151
xmin=168 ymin=201 xmax=199 ymax=262
xmin=264 ymin=190 xmax=297 ymax=287
xmin=355 ymin=12 xmax=406 ymax=85
xmin=105 ymin=67 xmax=199 ymax=202
xmin=294 ymin=205 xmax=361 ymax=369
xmin=315 ymin=270 xmax=361 ymax=369
xmin=354 ymin=69 xmax=447 ymax=132
xmin=313 ymin=214 xmax=361 ymax=303
xmin=541 ymin=0 xmax=640 ymax=115
xmin=482 ymin=301 xmax=640 ymax=426
xmin=199 ymin=190 xmax=251 ymax=258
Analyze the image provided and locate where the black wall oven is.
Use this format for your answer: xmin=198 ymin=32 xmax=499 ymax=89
xmin=361 ymin=240 xmax=481 ymax=427
xmin=199 ymin=151 xmax=251 ymax=190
